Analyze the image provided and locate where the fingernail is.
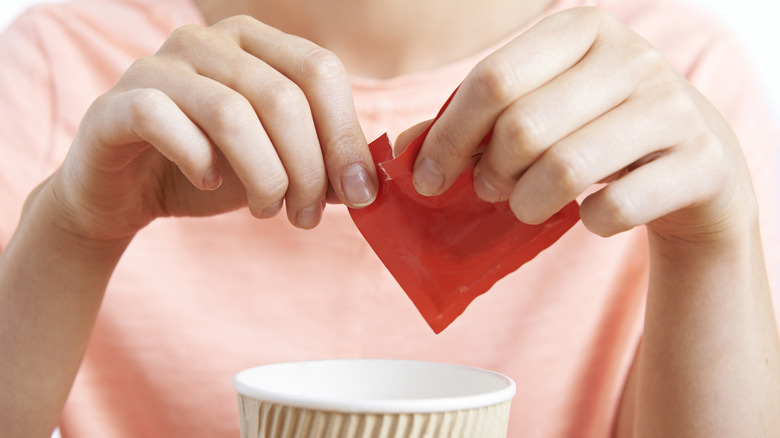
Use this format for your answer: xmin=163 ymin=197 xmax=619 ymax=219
xmin=259 ymin=200 xmax=283 ymax=218
xmin=413 ymin=157 xmax=445 ymax=196
xmin=474 ymin=172 xmax=507 ymax=203
xmin=202 ymin=166 xmax=222 ymax=190
xmin=295 ymin=202 xmax=323 ymax=229
xmin=341 ymin=163 xmax=376 ymax=207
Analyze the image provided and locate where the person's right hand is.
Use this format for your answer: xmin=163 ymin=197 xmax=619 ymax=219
xmin=48 ymin=15 xmax=378 ymax=242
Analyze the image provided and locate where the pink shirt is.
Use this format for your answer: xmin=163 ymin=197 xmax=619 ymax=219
xmin=1 ymin=0 xmax=778 ymax=436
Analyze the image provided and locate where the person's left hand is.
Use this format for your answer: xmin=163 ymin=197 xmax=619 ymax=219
xmin=406 ymin=6 xmax=755 ymax=247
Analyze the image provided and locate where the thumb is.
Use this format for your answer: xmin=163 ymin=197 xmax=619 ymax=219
xmin=393 ymin=119 xmax=433 ymax=157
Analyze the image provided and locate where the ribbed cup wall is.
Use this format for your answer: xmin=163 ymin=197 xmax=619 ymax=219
xmin=238 ymin=395 xmax=511 ymax=438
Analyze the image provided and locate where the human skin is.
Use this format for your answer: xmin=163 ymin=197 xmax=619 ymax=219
xmin=1 ymin=0 xmax=779 ymax=437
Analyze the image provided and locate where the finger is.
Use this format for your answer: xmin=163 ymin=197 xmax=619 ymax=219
xmin=87 ymin=88 xmax=219 ymax=191
xmin=185 ymin=83 xmax=290 ymax=219
xmin=414 ymin=7 xmax=611 ymax=196
xmin=131 ymin=55 xmax=290 ymax=218
xmin=324 ymin=183 xmax=341 ymax=204
xmin=158 ymin=23 xmax=328 ymax=228
xmin=213 ymin=61 xmax=327 ymax=227
xmin=507 ymin=94 xmax=686 ymax=225
xmin=473 ymin=33 xmax=644 ymax=203
xmin=578 ymin=148 xmax=714 ymax=237
xmin=216 ymin=17 xmax=378 ymax=208
xmin=394 ymin=119 xmax=433 ymax=157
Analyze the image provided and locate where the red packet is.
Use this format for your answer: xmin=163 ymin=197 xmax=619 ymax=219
xmin=349 ymin=93 xmax=580 ymax=333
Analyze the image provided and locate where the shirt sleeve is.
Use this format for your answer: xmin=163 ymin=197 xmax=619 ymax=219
xmin=0 ymin=8 xmax=57 ymax=248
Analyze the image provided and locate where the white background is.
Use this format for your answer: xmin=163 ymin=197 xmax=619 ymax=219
xmin=0 ymin=2 xmax=777 ymax=438
xmin=1 ymin=0 xmax=778 ymax=114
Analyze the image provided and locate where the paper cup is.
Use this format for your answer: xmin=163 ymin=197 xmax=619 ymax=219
xmin=233 ymin=359 xmax=515 ymax=438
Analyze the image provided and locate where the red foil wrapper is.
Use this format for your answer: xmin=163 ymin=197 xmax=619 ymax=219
xmin=350 ymin=93 xmax=580 ymax=333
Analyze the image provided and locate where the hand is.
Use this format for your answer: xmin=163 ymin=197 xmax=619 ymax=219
xmin=410 ymin=7 xmax=755 ymax=247
xmin=51 ymin=15 xmax=378 ymax=242
xmin=405 ymin=10 xmax=780 ymax=436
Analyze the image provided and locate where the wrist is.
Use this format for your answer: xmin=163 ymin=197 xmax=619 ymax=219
xmin=647 ymin=181 xmax=760 ymax=261
xmin=17 ymin=174 xmax=133 ymax=264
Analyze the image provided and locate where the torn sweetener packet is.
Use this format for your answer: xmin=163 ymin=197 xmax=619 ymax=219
xmin=348 ymin=95 xmax=580 ymax=334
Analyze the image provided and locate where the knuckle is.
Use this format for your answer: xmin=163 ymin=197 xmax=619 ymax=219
xmin=296 ymin=47 xmax=346 ymax=82
xmin=654 ymin=81 xmax=705 ymax=131
xmin=545 ymin=146 xmax=589 ymax=196
xmin=582 ymin=6 xmax=620 ymax=30
xmin=428 ymin=125 xmax=466 ymax=163
xmin=256 ymin=79 xmax=307 ymax=114
xmin=248 ymin=172 xmax=289 ymax=215
xmin=470 ymin=57 xmax=519 ymax=105
xmin=128 ymin=88 xmax=168 ymax=130
xmin=634 ymin=45 xmax=671 ymax=78
xmin=639 ymin=44 xmax=668 ymax=67
xmin=298 ymin=163 xmax=329 ymax=190
xmin=615 ymin=34 xmax=674 ymax=84
xmin=217 ymin=14 xmax=257 ymax=29
xmin=557 ymin=7 xmax=615 ymax=36
xmin=654 ymin=79 xmax=687 ymax=103
xmin=120 ymin=56 xmax=173 ymax=87
xmin=288 ymin=168 xmax=328 ymax=201
xmin=323 ymin=122 xmax=363 ymax=154
xmin=163 ymin=24 xmax=210 ymax=53
xmin=205 ymin=93 xmax=254 ymax=135
xmin=125 ymin=55 xmax=160 ymax=75
xmin=498 ymin=106 xmax=546 ymax=154
xmin=262 ymin=173 xmax=290 ymax=200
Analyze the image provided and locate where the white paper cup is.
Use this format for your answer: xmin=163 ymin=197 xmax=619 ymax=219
xmin=233 ymin=359 xmax=516 ymax=438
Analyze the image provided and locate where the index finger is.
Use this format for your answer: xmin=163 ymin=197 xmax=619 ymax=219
xmin=413 ymin=7 xmax=609 ymax=196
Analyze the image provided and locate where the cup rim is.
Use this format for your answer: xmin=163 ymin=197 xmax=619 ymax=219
xmin=232 ymin=358 xmax=516 ymax=414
